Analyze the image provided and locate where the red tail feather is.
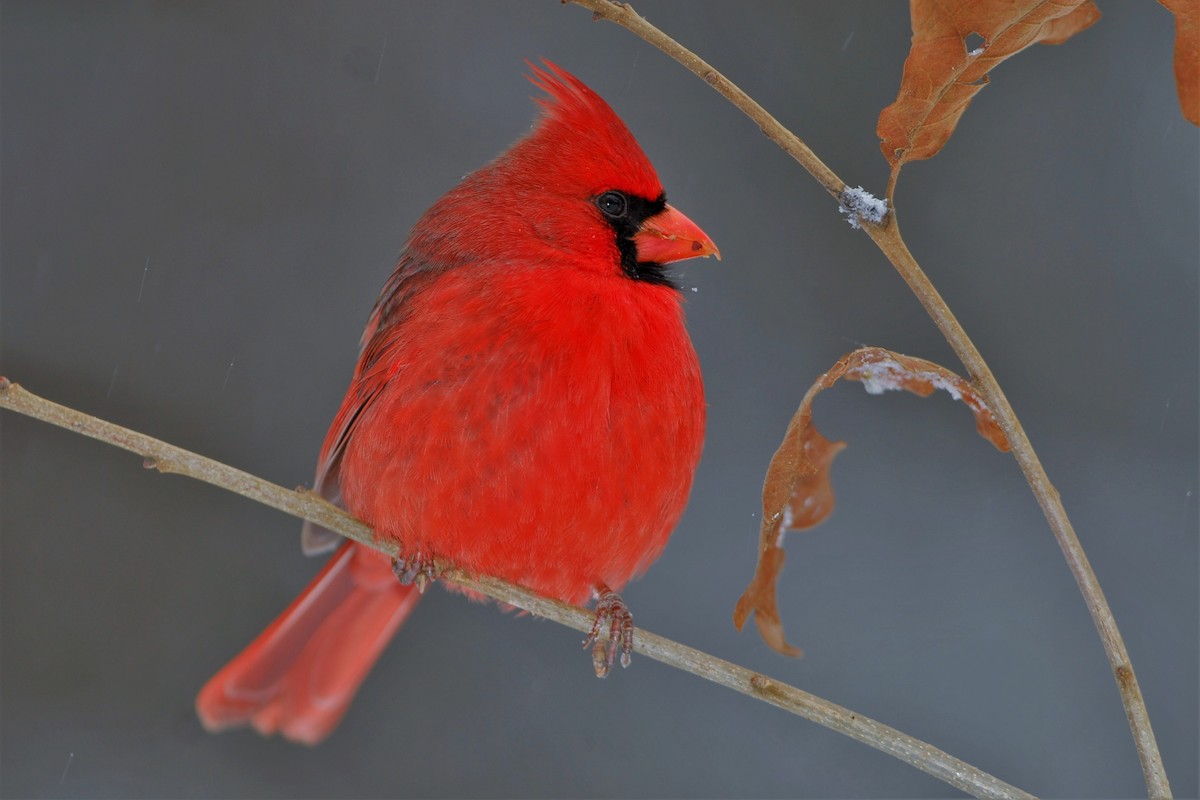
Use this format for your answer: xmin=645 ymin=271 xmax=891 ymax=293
xmin=196 ymin=541 xmax=420 ymax=745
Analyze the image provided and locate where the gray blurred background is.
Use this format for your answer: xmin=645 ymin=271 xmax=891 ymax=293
xmin=2 ymin=2 xmax=1196 ymax=798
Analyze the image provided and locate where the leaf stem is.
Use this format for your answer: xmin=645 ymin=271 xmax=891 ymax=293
xmin=1 ymin=376 xmax=1031 ymax=799
xmin=565 ymin=1 xmax=1170 ymax=797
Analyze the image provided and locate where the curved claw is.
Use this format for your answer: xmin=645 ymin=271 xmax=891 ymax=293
xmin=583 ymin=584 xmax=634 ymax=677
xmin=391 ymin=551 xmax=440 ymax=593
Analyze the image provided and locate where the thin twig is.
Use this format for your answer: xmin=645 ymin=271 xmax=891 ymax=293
xmin=564 ymin=1 xmax=1170 ymax=797
xmin=1 ymin=377 xmax=1032 ymax=799
xmin=868 ymin=228 xmax=1169 ymax=798
xmin=570 ymin=1 xmax=843 ymax=201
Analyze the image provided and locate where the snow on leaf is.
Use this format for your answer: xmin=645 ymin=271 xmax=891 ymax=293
xmin=733 ymin=347 xmax=1011 ymax=657
xmin=877 ymin=0 xmax=1101 ymax=183
xmin=1159 ymin=0 xmax=1200 ymax=125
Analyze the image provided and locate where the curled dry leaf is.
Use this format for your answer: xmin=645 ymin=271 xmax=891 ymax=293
xmin=878 ymin=0 xmax=1101 ymax=184
xmin=1159 ymin=0 xmax=1199 ymax=125
xmin=733 ymin=348 xmax=1011 ymax=656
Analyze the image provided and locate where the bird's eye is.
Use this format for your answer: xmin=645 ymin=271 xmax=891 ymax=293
xmin=596 ymin=191 xmax=629 ymax=220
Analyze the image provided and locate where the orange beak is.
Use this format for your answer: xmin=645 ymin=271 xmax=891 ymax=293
xmin=633 ymin=203 xmax=720 ymax=265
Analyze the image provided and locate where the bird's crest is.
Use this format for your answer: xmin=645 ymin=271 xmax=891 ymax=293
xmin=522 ymin=60 xmax=661 ymax=200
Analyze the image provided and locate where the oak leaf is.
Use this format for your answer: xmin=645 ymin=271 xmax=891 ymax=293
xmin=1159 ymin=0 xmax=1199 ymax=125
xmin=733 ymin=348 xmax=1011 ymax=656
xmin=878 ymin=0 xmax=1101 ymax=182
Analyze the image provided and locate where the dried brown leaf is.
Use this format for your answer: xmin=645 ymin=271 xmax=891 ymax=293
xmin=878 ymin=0 xmax=1101 ymax=181
xmin=733 ymin=348 xmax=1011 ymax=656
xmin=1160 ymin=0 xmax=1200 ymax=125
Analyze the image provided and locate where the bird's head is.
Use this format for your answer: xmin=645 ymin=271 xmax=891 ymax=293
xmin=410 ymin=61 xmax=718 ymax=287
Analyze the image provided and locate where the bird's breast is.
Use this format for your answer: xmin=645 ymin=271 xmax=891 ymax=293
xmin=339 ymin=264 xmax=705 ymax=604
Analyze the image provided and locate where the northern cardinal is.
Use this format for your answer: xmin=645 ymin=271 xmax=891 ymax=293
xmin=196 ymin=61 xmax=718 ymax=745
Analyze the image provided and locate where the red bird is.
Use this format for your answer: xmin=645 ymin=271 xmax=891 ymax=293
xmin=195 ymin=61 xmax=718 ymax=745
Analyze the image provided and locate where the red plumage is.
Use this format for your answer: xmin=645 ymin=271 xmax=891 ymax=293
xmin=196 ymin=61 xmax=717 ymax=745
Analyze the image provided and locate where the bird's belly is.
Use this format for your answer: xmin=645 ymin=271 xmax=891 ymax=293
xmin=338 ymin=301 xmax=704 ymax=605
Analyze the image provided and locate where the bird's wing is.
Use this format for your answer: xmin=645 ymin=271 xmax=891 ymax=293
xmin=300 ymin=261 xmax=445 ymax=556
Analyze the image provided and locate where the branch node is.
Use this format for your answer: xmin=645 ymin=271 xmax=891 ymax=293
xmin=838 ymin=186 xmax=889 ymax=229
xmin=749 ymin=673 xmax=786 ymax=703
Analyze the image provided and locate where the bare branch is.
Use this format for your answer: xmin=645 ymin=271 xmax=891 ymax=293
xmin=1 ymin=376 xmax=1033 ymax=799
xmin=564 ymin=2 xmax=1170 ymax=796
xmin=569 ymin=0 xmax=844 ymax=200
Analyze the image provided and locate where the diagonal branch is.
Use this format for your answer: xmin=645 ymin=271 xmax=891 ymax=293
xmin=569 ymin=2 xmax=843 ymax=201
xmin=563 ymin=2 xmax=1171 ymax=797
xmin=1 ymin=376 xmax=1031 ymax=799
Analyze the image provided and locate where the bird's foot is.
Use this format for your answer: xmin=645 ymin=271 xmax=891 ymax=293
xmin=391 ymin=550 xmax=440 ymax=594
xmin=583 ymin=583 xmax=634 ymax=677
